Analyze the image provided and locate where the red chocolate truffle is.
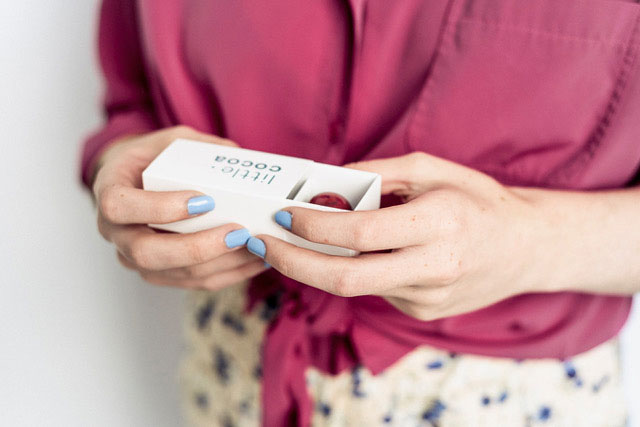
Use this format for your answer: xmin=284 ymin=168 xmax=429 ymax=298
xmin=309 ymin=192 xmax=353 ymax=210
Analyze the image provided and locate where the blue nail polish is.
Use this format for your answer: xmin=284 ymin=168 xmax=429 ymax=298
xmin=264 ymin=262 xmax=271 ymax=269
xmin=247 ymin=237 xmax=266 ymax=259
xmin=187 ymin=195 xmax=215 ymax=215
xmin=224 ymin=228 xmax=251 ymax=249
xmin=274 ymin=210 xmax=292 ymax=230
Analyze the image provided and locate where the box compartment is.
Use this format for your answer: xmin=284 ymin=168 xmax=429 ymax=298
xmin=292 ymin=163 xmax=377 ymax=210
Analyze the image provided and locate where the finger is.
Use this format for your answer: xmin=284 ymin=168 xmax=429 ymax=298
xmin=109 ymin=223 xmax=249 ymax=271
xmin=117 ymin=250 xmax=137 ymax=271
xmin=94 ymin=125 xmax=236 ymax=225
xmin=117 ymin=244 xmax=258 ymax=279
xmin=273 ymin=203 xmax=429 ymax=252
xmin=345 ymin=155 xmax=425 ymax=195
xmin=254 ymin=234 xmax=416 ymax=297
xmin=97 ymin=185 xmax=215 ymax=225
xmin=140 ymin=259 xmax=268 ymax=290
xmin=144 ymin=125 xmax=238 ymax=152
xmin=345 ymin=152 xmax=485 ymax=195
xmin=149 ymin=250 xmax=259 ymax=280
xmin=199 ymin=259 xmax=269 ymax=290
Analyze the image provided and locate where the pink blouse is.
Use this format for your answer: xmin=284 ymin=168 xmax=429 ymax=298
xmin=82 ymin=1 xmax=640 ymax=425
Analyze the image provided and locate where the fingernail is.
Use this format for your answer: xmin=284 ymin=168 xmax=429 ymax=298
xmin=247 ymin=237 xmax=266 ymax=259
xmin=274 ymin=210 xmax=292 ymax=230
xmin=264 ymin=262 xmax=271 ymax=269
xmin=224 ymin=228 xmax=251 ymax=249
xmin=188 ymin=195 xmax=215 ymax=215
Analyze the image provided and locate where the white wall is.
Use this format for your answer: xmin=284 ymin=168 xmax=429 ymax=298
xmin=0 ymin=2 xmax=184 ymax=426
xmin=0 ymin=2 xmax=637 ymax=426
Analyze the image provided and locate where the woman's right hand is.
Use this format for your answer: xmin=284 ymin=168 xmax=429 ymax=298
xmin=92 ymin=126 xmax=268 ymax=289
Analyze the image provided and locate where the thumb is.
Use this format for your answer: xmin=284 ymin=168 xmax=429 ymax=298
xmin=344 ymin=152 xmax=482 ymax=197
xmin=344 ymin=153 xmax=436 ymax=197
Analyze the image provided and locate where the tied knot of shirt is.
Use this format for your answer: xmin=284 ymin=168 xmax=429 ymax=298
xmin=249 ymin=273 xmax=357 ymax=426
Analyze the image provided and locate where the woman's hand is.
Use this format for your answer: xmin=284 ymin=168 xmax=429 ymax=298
xmin=249 ymin=152 xmax=549 ymax=321
xmin=92 ymin=126 xmax=268 ymax=289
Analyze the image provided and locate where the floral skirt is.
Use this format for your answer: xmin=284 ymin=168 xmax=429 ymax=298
xmin=180 ymin=283 xmax=627 ymax=427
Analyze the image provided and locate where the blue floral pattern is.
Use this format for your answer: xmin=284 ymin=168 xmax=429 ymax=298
xmin=181 ymin=284 xmax=627 ymax=426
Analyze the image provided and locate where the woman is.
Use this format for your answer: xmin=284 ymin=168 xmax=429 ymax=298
xmin=82 ymin=0 xmax=640 ymax=425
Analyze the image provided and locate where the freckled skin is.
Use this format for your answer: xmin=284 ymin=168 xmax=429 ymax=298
xmin=310 ymin=192 xmax=353 ymax=210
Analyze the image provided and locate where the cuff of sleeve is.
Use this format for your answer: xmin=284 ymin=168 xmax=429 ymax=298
xmin=80 ymin=109 xmax=158 ymax=188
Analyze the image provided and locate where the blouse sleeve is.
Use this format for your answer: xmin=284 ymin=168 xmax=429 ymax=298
xmin=79 ymin=0 xmax=159 ymax=188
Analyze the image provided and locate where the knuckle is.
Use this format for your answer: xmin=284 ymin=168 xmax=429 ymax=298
xmin=433 ymin=258 xmax=462 ymax=286
xmin=350 ymin=221 xmax=373 ymax=251
xmin=139 ymin=271 xmax=168 ymax=287
xmin=181 ymin=264 xmax=199 ymax=279
xmin=116 ymin=252 xmax=131 ymax=269
xmin=128 ymin=239 xmax=155 ymax=270
xmin=427 ymin=191 xmax=468 ymax=235
xmin=407 ymin=151 xmax=428 ymax=171
xmin=408 ymin=151 xmax=428 ymax=163
xmin=98 ymin=186 xmax=122 ymax=223
xmin=139 ymin=270 xmax=155 ymax=282
xmin=96 ymin=215 xmax=110 ymax=240
xmin=275 ymin=255 xmax=295 ymax=278
xmin=442 ymin=212 xmax=467 ymax=237
xmin=445 ymin=214 xmax=466 ymax=236
xmin=186 ymin=240 xmax=209 ymax=265
xmin=168 ymin=124 xmax=194 ymax=137
xmin=297 ymin=219 xmax=321 ymax=242
xmin=331 ymin=267 xmax=360 ymax=297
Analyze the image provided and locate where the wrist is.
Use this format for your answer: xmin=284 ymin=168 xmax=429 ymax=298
xmin=510 ymin=186 xmax=640 ymax=295
xmin=505 ymin=187 xmax=564 ymax=295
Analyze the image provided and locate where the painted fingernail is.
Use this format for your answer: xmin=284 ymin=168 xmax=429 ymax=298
xmin=247 ymin=237 xmax=266 ymax=259
xmin=264 ymin=262 xmax=272 ymax=269
xmin=188 ymin=195 xmax=215 ymax=215
xmin=274 ymin=210 xmax=292 ymax=230
xmin=224 ymin=228 xmax=251 ymax=249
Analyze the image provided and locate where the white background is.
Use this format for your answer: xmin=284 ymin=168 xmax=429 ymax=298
xmin=0 ymin=1 xmax=637 ymax=426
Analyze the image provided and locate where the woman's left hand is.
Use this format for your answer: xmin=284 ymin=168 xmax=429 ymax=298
xmin=254 ymin=152 xmax=547 ymax=321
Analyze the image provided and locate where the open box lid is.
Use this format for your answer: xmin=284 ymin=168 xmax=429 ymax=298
xmin=143 ymin=139 xmax=314 ymax=199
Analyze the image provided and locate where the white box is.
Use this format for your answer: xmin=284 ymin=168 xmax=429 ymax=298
xmin=142 ymin=139 xmax=381 ymax=256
